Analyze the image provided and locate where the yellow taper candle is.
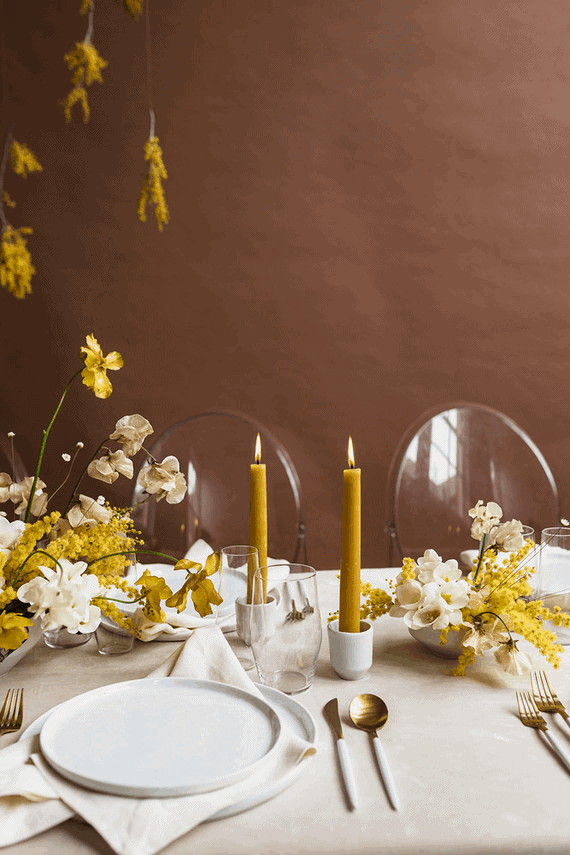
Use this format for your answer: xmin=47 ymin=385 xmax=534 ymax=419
xmin=248 ymin=433 xmax=268 ymax=603
xmin=339 ymin=436 xmax=361 ymax=633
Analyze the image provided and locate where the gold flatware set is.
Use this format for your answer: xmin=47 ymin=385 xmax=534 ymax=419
xmin=517 ymin=671 xmax=570 ymax=775
xmin=324 ymin=693 xmax=399 ymax=812
xmin=0 ymin=688 xmax=24 ymax=737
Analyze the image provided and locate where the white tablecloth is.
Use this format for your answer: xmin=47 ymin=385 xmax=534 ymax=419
xmin=2 ymin=568 xmax=570 ymax=855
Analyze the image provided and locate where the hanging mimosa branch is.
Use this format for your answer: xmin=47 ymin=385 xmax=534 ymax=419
xmin=137 ymin=0 xmax=169 ymax=231
xmin=0 ymin=127 xmax=43 ymax=299
xmin=124 ymin=0 xmax=144 ymax=19
xmin=62 ymin=0 xmax=108 ymax=123
xmin=137 ymin=112 xmax=169 ymax=231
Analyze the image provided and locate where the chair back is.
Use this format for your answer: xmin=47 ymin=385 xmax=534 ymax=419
xmin=386 ymin=402 xmax=561 ymax=565
xmin=131 ymin=410 xmax=306 ymax=563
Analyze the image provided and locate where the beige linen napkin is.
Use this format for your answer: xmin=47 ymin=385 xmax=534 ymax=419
xmin=128 ymin=539 xmax=290 ymax=641
xmin=0 ymin=625 xmax=315 ymax=855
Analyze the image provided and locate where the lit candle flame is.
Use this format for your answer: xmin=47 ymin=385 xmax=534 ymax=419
xmin=347 ymin=436 xmax=355 ymax=468
xmin=255 ymin=433 xmax=262 ymax=464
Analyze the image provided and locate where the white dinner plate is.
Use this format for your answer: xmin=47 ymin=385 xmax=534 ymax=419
xmin=21 ymin=683 xmax=317 ymax=818
xmin=38 ymin=678 xmax=281 ymax=797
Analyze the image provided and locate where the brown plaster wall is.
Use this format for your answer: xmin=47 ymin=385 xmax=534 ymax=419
xmin=1 ymin=0 xmax=569 ymax=569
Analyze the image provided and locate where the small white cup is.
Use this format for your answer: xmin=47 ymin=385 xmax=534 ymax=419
xmin=328 ymin=620 xmax=373 ymax=680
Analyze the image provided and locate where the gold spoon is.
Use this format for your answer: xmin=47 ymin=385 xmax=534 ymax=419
xmin=349 ymin=693 xmax=400 ymax=811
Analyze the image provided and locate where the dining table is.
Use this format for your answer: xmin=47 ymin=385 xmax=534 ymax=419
xmin=2 ymin=567 xmax=570 ymax=855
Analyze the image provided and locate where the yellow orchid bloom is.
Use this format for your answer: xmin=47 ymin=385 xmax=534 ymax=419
xmin=165 ymin=552 xmax=222 ymax=617
xmin=0 ymin=611 xmax=33 ymax=650
xmin=80 ymin=333 xmax=123 ymax=399
xmin=135 ymin=569 xmax=172 ymax=623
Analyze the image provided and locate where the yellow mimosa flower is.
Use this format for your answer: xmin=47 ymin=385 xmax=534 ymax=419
xmin=80 ymin=333 xmax=124 ymax=399
xmin=10 ymin=141 xmax=43 ymax=178
xmin=124 ymin=0 xmax=144 ymax=17
xmin=0 ymin=225 xmax=35 ymax=298
xmin=137 ymin=136 xmax=169 ymax=231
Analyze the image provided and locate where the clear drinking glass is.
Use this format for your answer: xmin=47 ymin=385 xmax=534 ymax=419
xmin=537 ymin=527 xmax=570 ymax=644
xmin=218 ymin=545 xmax=259 ymax=670
xmin=249 ymin=564 xmax=322 ymax=695
xmin=95 ymin=621 xmax=135 ymax=655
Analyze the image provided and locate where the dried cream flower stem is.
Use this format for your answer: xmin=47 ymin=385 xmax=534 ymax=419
xmin=62 ymin=437 xmax=107 ymax=515
xmin=47 ymin=444 xmax=85 ymax=510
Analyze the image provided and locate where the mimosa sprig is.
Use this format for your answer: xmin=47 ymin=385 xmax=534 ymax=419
xmin=63 ymin=0 xmax=108 ymax=123
xmin=0 ymin=128 xmax=42 ymax=299
xmin=0 ymin=334 xmax=195 ymax=652
xmin=360 ymin=501 xmax=570 ymax=678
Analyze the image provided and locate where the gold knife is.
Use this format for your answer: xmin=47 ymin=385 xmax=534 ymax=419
xmin=323 ymin=698 xmax=359 ymax=810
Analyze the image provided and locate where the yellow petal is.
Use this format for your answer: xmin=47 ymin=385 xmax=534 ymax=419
xmin=103 ymin=351 xmax=124 ymax=371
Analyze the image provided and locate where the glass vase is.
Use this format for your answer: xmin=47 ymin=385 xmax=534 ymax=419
xmin=43 ymin=627 xmax=93 ymax=649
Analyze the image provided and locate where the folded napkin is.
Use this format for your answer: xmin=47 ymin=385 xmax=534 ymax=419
xmin=0 ymin=625 xmax=315 ymax=855
xmin=128 ymin=539 xmax=290 ymax=641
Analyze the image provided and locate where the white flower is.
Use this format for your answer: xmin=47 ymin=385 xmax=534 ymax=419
xmin=0 ymin=473 xmax=12 ymax=503
xmin=406 ymin=595 xmax=449 ymax=630
xmin=61 ymin=453 xmax=71 ymax=463
xmin=8 ymin=477 xmax=48 ymax=516
xmin=17 ymin=558 xmax=102 ymax=633
xmin=67 ymin=495 xmax=113 ymax=528
xmin=415 ymin=549 xmax=443 ymax=581
xmin=88 ymin=449 xmax=134 ymax=484
xmin=438 ymin=578 xmax=470 ymax=622
xmin=418 ymin=555 xmax=462 ymax=585
xmin=462 ymin=619 xmax=508 ymax=654
xmin=389 ymin=578 xmax=423 ymax=617
xmin=468 ymin=500 xmax=503 ymax=540
xmin=109 ymin=414 xmax=154 ymax=457
xmin=488 ymin=519 xmax=524 ymax=553
xmin=494 ymin=640 xmax=533 ymax=675
xmin=137 ymin=456 xmax=187 ymax=504
xmin=0 ymin=515 xmax=26 ymax=556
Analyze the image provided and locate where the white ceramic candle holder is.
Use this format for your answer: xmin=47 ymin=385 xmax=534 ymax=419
xmin=327 ymin=619 xmax=373 ymax=680
xmin=235 ymin=596 xmax=277 ymax=645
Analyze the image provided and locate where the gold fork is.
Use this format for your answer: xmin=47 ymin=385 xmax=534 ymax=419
xmin=517 ymin=690 xmax=570 ymax=775
xmin=0 ymin=688 xmax=24 ymax=737
xmin=531 ymin=670 xmax=570 ymax=729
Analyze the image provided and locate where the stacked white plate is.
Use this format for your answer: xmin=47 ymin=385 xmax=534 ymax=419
xmin=20 ymin=678 xmax=317 ymax=816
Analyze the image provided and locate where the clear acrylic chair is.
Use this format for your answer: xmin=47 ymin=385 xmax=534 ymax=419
xmin=386 ymin=402 xmax=562 ymax=565
xmin=131 ymin=410 xmax=307 ymax=563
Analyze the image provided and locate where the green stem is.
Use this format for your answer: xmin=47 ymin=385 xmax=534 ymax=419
xmin=87 ymin=548 xmax=180 ymax=568
xmin=93 ymin=594 xmax=145 ymax=605
xmin=11 ymin=549 xmax=64 ymax=588
xmin=472 ymin=533 xmax=488 ymax=588
xmin=24 ymin=368 xmax=83 ymax=523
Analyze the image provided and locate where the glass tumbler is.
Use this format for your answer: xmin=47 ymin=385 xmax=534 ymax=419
xmin=217 ymin=545 xmax=260 ymax=670
xmin=537 ymin=527 xmax=570 ymax=644
xmin=249 ymin=564 xmax=322 ymax=694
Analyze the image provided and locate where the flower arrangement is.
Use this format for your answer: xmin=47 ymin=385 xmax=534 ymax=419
xmin=360 ymin=501 xmax=570 ymax=676
xmin=0 ymin=334 xmax=221 ymax=656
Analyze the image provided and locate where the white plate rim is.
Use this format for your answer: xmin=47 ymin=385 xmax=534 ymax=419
xmin=38 ymin=678 xmax=281 ymax=797
xmin=20 ymin=682 xmax=317 ymax=818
